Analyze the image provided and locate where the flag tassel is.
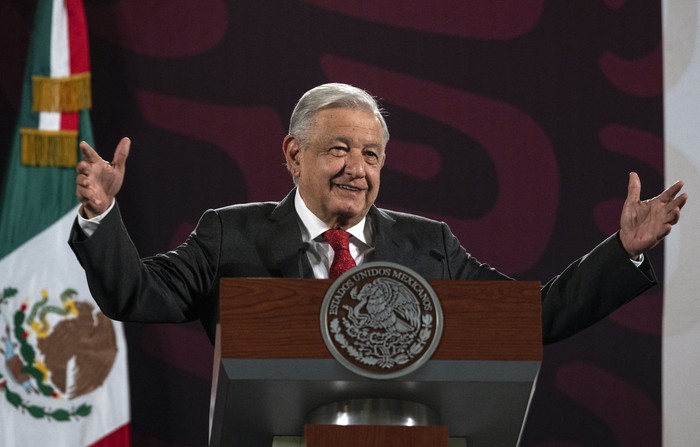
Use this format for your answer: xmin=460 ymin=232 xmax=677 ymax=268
xmin=32 ymin=72 xmax=92 ymax=113
xmin=20 ymin=129 xmax=79 ymax=167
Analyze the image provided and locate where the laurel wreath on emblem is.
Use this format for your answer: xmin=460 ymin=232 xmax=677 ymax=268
xmin=330 ymin=315 xmax=433 ymax=368
xmin=0 ymin=287 xmax=92 ymax=421
xmin=328 ymin=277 xmax=435 ymax=369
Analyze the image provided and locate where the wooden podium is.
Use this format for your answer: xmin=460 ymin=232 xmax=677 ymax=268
xmin=210 ymin=279 xmax=542 ymax=447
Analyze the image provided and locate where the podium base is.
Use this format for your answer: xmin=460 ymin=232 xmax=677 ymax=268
xmin=271 ymin=435 xmax=468 ymax=447
xmin=306 ymin=398 xmax=440 ymax=426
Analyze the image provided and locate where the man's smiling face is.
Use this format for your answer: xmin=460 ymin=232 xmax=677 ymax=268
xmin=284 ymin=107 xmax=386 ymax=229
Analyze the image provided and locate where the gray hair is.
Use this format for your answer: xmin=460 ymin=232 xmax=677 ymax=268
xmin=289 ymin=83 xmax=390 ymax=147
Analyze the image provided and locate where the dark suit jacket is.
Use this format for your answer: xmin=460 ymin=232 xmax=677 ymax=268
xmin=69 ymin=189 xmax=656 ymax=344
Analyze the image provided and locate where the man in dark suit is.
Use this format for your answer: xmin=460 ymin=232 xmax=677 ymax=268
xmin=70 ymin=83 xmax=687 ymax=344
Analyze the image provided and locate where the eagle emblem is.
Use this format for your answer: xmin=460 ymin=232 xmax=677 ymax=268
xmin=320 ymin=262 xmax=443 ymax=379
xmin=0 ymin=287 xmax=118 ymax=421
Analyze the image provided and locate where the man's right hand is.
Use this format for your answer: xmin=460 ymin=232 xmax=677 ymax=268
xmin=75 ymin=137 xmax=131 ymax=219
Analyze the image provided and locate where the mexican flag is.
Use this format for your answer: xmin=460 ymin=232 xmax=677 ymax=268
xmin=0 ymin=0 xmax=130 ymax=445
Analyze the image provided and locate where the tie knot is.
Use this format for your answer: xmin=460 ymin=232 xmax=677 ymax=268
xmin=323 ymin=229 xmax=356 ymax=279
xmin=324 ymin=229 xmax=351 ymax=251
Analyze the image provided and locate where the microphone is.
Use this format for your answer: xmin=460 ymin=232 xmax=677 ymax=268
xmin=429 ymin=249 xmax=450 ymax=279
xmin=297 ymin=242 xmax=310 ymax=278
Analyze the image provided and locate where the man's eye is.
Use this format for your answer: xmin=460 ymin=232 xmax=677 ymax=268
xmin=330 ymin=146 xmax=348 ymax=155
xmin=364 ymin=151 xmax=379 ymax=163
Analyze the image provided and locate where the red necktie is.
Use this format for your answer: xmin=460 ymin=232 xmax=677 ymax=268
xmin=323 ymin=229 xmax=356 ymax=279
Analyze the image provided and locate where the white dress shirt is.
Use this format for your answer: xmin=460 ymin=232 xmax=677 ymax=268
xmin=77 ymin=199 xmax=116 ymax=237
xmin=293 ymin=190 xmax=374 ymax=278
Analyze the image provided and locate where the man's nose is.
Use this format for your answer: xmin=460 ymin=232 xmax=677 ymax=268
xmin=344 ymin=150 xmax=366 ymax=177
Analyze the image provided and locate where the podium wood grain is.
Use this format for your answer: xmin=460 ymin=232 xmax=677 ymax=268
xmin=304 ymin=424 xmax=449 ymax=447
xmin=219 ymin=279 xmax=542 ymax=361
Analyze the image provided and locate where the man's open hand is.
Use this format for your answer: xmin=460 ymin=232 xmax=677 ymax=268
xmin=75 ymin=137 xmax=131 ymax=219
xmin=619 ymin=172 xmax=688 ymax=259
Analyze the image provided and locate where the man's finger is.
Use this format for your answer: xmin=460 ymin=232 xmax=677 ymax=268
xmin=661 ymin=180 xmax=685 ymax=202
xmin=677 ymin=193 xmax=689 ymax=210
xmin=669 ymin=192 xmax=688 ymax=212
xmin=79 ymin=141 xmax=104 ymax=164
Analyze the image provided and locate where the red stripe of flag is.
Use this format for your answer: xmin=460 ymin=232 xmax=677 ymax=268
xmin=61 ymin=0 xmax=90 ymax=132
xmin=66 ymin=0 xmax=90 ymax=73
xmin=90 ymin=423 xmax=132 ymax=447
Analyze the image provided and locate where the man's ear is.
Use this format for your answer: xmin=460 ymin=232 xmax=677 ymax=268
xmin=282 ymin=135 xmax=301 ymax=176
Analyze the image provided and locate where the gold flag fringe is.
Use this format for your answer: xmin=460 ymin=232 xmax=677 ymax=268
xmin=32 ymin=72 xmax=92 ymax=112
xmin=20 ymin=129 xmax=78 ymax=167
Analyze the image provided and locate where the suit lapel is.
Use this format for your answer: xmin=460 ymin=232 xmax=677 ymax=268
xmin=367 ymin=206 xmax=404 ymax=264
xmin=264 ymin=189 xmax=313 ymax=278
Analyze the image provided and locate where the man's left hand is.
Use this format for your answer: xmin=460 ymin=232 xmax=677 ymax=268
xmin=619 ymin=172 xmax=688 ymax=259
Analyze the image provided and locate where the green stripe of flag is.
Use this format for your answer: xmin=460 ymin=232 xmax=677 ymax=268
xmin=0 ymin=0 xmax=94 ymax=259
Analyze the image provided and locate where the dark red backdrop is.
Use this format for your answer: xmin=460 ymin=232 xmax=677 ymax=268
xmin=1 ymin=1 xmax=664 ymax=446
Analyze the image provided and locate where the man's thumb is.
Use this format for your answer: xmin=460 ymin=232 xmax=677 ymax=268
xmin=626 ymin=172 xmax=641 ymax=203
xmin=112 ymin=137 xmax=131 ymax=168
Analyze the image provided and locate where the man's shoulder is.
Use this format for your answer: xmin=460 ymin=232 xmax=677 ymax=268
xmin=205 ymin=200 xmax=284 ymax=225
xmin=214 ymin=200 xmax=280 ymax=214
xmin=374 ymin=206 xmax=443 ymax=226
xmin=210 ymin=190 xmax=295 ymax=221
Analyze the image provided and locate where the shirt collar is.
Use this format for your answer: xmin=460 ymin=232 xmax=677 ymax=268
xmin=294 ymin=189 xmax=369 ymax=245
